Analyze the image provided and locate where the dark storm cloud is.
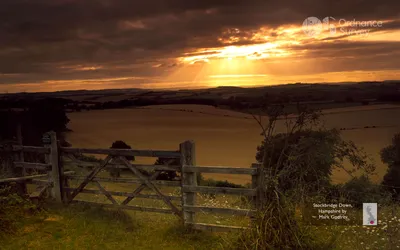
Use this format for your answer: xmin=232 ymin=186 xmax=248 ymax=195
xmin=0 ymin=0 xmax=399 ymax=86
xmin=262 ymin=39 xmax=400 ymax=75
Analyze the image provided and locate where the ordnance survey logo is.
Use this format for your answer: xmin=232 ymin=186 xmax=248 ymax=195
xmin=302 ymin=16 xmax=383 ymax=37
xmin=302 ymin=17 xmax=336 ymax=37
xmin=363 ymin=203 xmax=378 ymax=226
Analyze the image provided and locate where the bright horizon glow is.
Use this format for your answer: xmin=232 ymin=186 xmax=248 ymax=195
xmin=1 ymin=19 xmax=399 ymax=93
xmin=209 ymin=74 xmax=268 ymax=78
xmin=4 ymin=69 xmax=398 ymax=94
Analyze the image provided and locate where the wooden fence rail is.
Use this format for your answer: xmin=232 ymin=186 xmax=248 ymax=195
xmin=0 ymin=132 xmax=263 ymax=232
xmin=61 ymin=147 xmax=181 ymax=158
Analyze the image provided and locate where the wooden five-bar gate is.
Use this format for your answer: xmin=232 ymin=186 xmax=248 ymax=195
xmin=0 ymin=131 xmax=262 ymax=232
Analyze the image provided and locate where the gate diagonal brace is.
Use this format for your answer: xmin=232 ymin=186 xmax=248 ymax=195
xmin=68 ymin=155 xmax=113 ymax=203
xmin=119 ymin=156 xmax=183 ymax=219
xmin=94 ymin=180 xmax=118 ymax=205
xmin=121 ymin=171 xmax=161 ymax=205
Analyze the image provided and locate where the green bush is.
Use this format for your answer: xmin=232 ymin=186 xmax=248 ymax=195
xmin=234 ymin=203 xmax=337 ymax=250
xmin=340 ymin=175 xmax=392 ymax=207
xmin=380 ymin=132 xmax=400 ymax=200
xmin=153 ymin=157 xmax=179 ymax=181
xmin=0 ymin=186 xmax=38 ymax=238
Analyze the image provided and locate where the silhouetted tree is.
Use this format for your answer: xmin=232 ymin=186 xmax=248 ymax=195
xmin=154 ymin=157 xmax=179 ymax=181
xmin=0 ymin=98 xmax=70 ymax=164
xmin=255 ymin=128 xmax=375 ymax=196
xmin=381 ymin=133 xmax=400 ymax=200
xmin=109 ymin=140 xmax=134 ymax=178
xmin=110 ymin=140 xmax=135 ymax=161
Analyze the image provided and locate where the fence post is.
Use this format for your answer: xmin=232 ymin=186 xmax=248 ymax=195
xmin=44 ymin=131 xmax=63 ymax=203
xmin=180 ymin=140 xmax=197 ymax=226
xmin=251 ymin=163 xmax=259 ymax=208
xmin=15 ymin=124 xmax=27 ymax=194
xmin=16 ymin=124 xmax=25 ymax=177
xmin=250 ymin=163 xmax=259 ymax=227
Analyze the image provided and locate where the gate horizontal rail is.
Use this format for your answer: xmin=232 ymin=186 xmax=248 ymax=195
xmin=14 ymin=162 xmax=52 ymax=170
xmin=184 ymin=205 xmax=255 ymax=216
xmin=65 ymin=187 xmax=181 ymax=201
xmin=182 ymin=165 xmax=257 ymax=175
xmin=61 ymin=147 xmax=181 ymax=158
xmin=67 ymin=176 xmax=181 ymax=187
xmin=183 ymin=185 xmax=257 ymax=196
xmin=10 ymin=145 xmax=50 ymax=154
xmin=187 ymin=223 xmax=249 ymax=232
xmin=71 ymin=200 xmax=177 ymax=214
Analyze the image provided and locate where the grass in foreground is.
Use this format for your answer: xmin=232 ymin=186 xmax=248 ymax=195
xmin=3 ymin=202 xmax=400 ymax=249
xmin=1 ymin=203 xmax=237 ymax=250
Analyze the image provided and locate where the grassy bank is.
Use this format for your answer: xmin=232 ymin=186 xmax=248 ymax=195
xmin=2 ymin=197 xmax=400 ymax=249
xmin=0 ymin=203 xmax=237 ymax=250
xmin=3 ymin=203 xmax=400 ymax=250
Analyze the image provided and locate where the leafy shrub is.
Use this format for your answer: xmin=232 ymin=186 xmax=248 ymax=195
xmin=234 ymin=203 xmax=337 ymax=250
xmin=256 ymin=130 xmax=338 ymax=195
xmin=110 ymin=140 xmax=135 ymax=161
xmin=380 ymin=133 xmax=400 ymax=200
xmin=154 ymin=157 xmax=179 ymax=181
xmin=340 ymin=175 xmax=391 ymax=207
xmin=256 ymin=129 xmax=375 ymax=198
xmin=109 ymin=140 xmax=134 ymax=177
xmin=0 ymin=186 xmax=38 ymax=238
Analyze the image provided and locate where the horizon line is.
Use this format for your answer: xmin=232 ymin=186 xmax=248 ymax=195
xmin=1 ymin=79 xmax=399 ymax=95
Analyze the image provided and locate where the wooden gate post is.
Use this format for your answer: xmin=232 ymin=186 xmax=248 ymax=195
xmin=44 ymin=131 xmax=63 ymax=203
xmin=251 ymin=163 xmax=259 ymax=209
xmin=15 ymin=124 xmax=27 ymax=194
xmin=180 ymin=140 xmax=197 ymax=226
xmin=250 ymin=163 xmax=260 ymax=227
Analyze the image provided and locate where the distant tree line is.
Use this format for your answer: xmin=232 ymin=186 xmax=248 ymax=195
xmin=63 ymin=90 xmax=400 ymax=114
xmin=0 ymin=98 xmax=70 ymax=165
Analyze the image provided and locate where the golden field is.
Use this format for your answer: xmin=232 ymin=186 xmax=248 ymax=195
xmin=66 ymin=104 xmax=400 ymax=184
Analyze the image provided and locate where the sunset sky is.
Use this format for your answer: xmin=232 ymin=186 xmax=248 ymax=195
xmin=0 ymin=0 xmax=399 ymax=93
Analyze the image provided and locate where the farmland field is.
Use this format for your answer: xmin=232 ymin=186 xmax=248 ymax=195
xmin=66 ymin=104 xmax=400 ymax=184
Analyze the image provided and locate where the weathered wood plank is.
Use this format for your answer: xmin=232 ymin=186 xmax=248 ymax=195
xmin=0 ymin=171 xmax=74 ymax=184
xmin=0 ymin=174 xmax=48 ymax=183
xmin=47 ymin=132 xmax=62 ymax=203
xmin=70 ymin=200 xmax=175 ymax=214
xmin=119 ymin=156 xmax=183 ymax=219
xmin=182 ymin=186 xmax=256 ymax=196
xmin=16 ymin=124 xmax=27 ymax=191
xmin=187 ymin=223 xmax=249 ymax=232
xmin=180 ymin=140 xmax=197 ymax=225
xmin=12 ymin=145 xmax=50 ymax=154
xmin=67 ymin=155 xmax=113 ymax=203
xmin=64 ymin=188 xmax=181 ymax=201
xmin=251 ymin=163 xmax=259 ymax=212
xmin=94 ymin=181 xmax=118 ymax=205
xmin=13 ymin=162 xmax=52 ymax=170
xmin=182 ymin=166 xmax=256 ymax=175
xmin=61 ymin=148 xmax=180 ymax=158
xmin=64 ymin=159 xmax=181 ymax=172
xmin=184 ymin=205 xmax=255 ymax=216
xmin=66 ymin=176 xmax=181 ymax=187
xmin=121 ymin=171 xmax=161 ymax=205
xmin=63 ymin=171 xmax=75 ymax=176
